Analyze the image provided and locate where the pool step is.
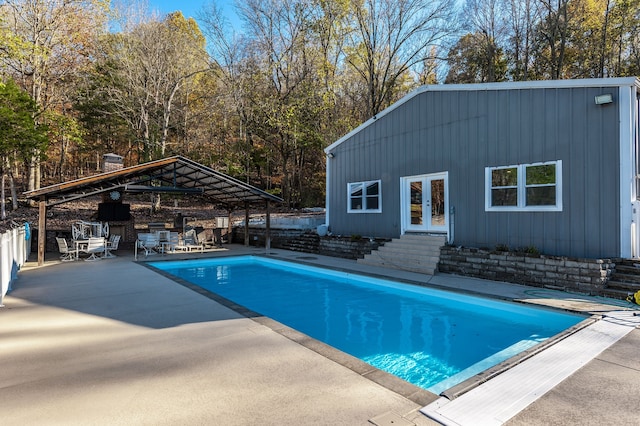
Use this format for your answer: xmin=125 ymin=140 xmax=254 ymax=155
xmin=357 ymin=234 xmax=446 ymax=275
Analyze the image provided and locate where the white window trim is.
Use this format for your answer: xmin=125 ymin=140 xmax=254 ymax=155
xmin=347 ymin=180 xmax=382 ymax=213
xmin=485 ymin=160 xmax=562 ymax=212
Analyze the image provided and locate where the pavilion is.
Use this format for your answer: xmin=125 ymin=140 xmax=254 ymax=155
xmin=24 ymin=155 xmax=284 ymax=265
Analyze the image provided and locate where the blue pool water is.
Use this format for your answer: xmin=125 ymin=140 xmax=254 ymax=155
xmin=150 ymin=256 xmax=584 ymax=393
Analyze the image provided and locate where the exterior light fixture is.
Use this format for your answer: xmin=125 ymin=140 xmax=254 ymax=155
xmin=327 ymin=152 xmax=335 ymax=158
xmin=594 ymin=93 xmax=613 ymax=105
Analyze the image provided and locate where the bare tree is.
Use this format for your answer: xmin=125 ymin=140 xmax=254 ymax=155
xmin=463 ymin=0 xmax=507 ymax=82
xmin=95 ymin=8 xmax=210 ymax=160
xmin=231 ymin=0 xmax=322 ymax=206
xmin=0 ymin=0 xmax=108 ymax=190
xmin=503 ymin=0 xmax=539 ymax=80
xmin=345 ymin=0 xmax=457 ymax=117
xmin=199 ymin=1 xmax=254 ymax=174
xmin=533 ymin=0 xmax=571 ymax=79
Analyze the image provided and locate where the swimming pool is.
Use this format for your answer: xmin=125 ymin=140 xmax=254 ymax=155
xmin=150 ymin=256 xmax=584 ymax=394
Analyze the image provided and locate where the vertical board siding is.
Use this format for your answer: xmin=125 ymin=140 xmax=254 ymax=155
xmin=329 ymin=85 xmax=625 ymax=258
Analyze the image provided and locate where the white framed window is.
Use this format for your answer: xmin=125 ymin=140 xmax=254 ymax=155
xmin=485 ymin=160 xmax=562 ymax=211
xmin=348 ymin=180 xmax=382 ymax=213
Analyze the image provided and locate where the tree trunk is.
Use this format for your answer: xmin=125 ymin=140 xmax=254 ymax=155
xmin=27 ymin=158 xmax=37 ymax=207
xmin=599 ymin=0 xmax=611 ymax=78
xmin=9 ymin=169 xmax=18 ymax=211
xmin=1 ymin=169 xmax=6 ymax=220
xmin=152 ymin=193 xmax=161 ymax=214
xmin=28 ymin=158 xmax=36 ymax=192
xmin=161 ymin=82 xmax=181 ymax=157
xmin=58 ymin=135 xmax=68 ymax=179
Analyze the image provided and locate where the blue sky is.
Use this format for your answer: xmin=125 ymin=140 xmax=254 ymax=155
xmin=148 ymin=0 xmax=206 ymax=20
xmin=148 ymin=0 xmax=241 ymax=28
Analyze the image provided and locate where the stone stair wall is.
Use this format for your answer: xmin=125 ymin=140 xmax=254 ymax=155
xmin=231 ymin=226 xmax=639 ymax=300
xmin=604 ymin=259 xmax=640 ymax=299
xmin=357 ymin=234 xmax=446 ymax=275
xmin=231 ymin=227 xmax=387 ymax=260
xmin=279 ymin=232 xmax=320 ymax=253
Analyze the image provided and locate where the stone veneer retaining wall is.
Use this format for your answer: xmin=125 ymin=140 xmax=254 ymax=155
xmin=231 ymin=227 xmax=387 ymax=260
xmin=439 ymin=246 xmax=617 ymax=295
xmin=316 ymin=236 xmax=387 ymax=259
xmin=233 ymin=228 xmax=616 ymax=294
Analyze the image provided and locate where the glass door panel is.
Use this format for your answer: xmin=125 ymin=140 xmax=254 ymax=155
xmin=430 ymin=178 xmax=445 ymax=227
xmin=410 ymin=181 xmax=423 ymax=225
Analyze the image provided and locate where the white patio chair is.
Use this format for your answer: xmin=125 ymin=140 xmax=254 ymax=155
xmin=175 ymin=229 xmax=203 ymax=252
xmin=103 ymin=234 xmax=121 ymax=258
xmin=197 ymin=228 xmax=218 ymax=249
xmin=158 ymin=232 xmax=179 ymax=254
xmin=80 ymin=237 xmax=106 ymax=261
xmin=137 ymin=233 xmax=159 ymax=256
xmin=56 ymin=237 xmax=77 ymax=262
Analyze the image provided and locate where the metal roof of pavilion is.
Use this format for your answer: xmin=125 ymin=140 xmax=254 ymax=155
xmin=24 ymin=156 xmax=283 ymax=207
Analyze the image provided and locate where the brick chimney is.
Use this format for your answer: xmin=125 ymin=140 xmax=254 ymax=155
xmin=102 ymin=153 xmax=124 ymax=173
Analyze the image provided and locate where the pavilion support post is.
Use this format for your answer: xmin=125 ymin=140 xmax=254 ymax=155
xmin=37 ymin=198 xmax=46 ymax=266
xmin=227 ymin=209 xmax=233 ymax=244
xmin=244 ymin=202 xmax=250 ymax=246
xmin=265 ymin=200 xmax=271 ymax=251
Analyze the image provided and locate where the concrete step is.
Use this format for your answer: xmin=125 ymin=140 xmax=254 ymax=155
xmin=358 ymin=258 xmax=436 ymax=275
xmin=389 ymin=236 xmax=446 ymax=246
xmin=377 ymin=245 xmax=441 ymax=256
xmin=362 ymin=250 xmax=440 ymax=265
xmin=356 ymin=233 xmax=444 ymax=276
xmin=399 ymin=233 xmax=447 ymax=241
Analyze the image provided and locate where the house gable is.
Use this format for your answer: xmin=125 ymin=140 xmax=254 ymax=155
xmin=325 ymin=78 xmax=640 ymax=258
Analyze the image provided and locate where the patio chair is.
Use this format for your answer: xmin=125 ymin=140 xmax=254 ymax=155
xmin=137 ymin=233 xmax=159 ymax=256
xmin=160 ymin=232 xmax=179 ymax=254
xmin=175 ymin=228 xmax=203 ymax=252
xmin=103 ymin=234 xmax=121 ymax=258
xmin=154 ymin=230 xmax=175 ymax=254
xmin=197 ymin=228 xmax=219 ymax=249
xmin=56 ymin=237 xmax=77 ymax=262
xmin=80 ymin=237 xmax=106 ymax=262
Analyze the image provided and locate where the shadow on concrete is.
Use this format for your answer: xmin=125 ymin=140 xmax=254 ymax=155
xmin=7 ymin=252 xmax=243 ymax=329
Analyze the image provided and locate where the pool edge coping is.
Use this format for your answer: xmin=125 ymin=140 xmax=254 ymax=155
xmin=140 ymin=254 xmax=596 ymax=405
xmin=142 ymin=259 xmax=439 ymax=407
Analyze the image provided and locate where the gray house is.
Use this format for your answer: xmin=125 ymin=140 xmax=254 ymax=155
xmin=324 ymin=78 xmax=640 ymax=259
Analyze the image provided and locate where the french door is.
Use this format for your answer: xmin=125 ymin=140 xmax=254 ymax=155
xmin=401 ymin=172 xmax=448 ymax=233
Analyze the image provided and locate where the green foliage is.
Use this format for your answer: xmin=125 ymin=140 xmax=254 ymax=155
xmin=0 ymin=79 xmax=48 ymax=164
xmin=446 ymin=33 xmax=508 ymax=83
xmin=1 ymin=0 xmax=639 ymax=205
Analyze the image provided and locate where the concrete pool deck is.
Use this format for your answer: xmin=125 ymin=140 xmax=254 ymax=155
xmin=1 ymin=245 xmax=639 ymax=425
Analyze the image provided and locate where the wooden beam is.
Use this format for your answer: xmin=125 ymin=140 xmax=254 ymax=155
xmin=25 ymin=157 xmax=179 ymax=198
xmin=265 ymin=200 xmax=271 ymax=251
xmin=244 ymin=202 xmax=250 ymax=246
xmin=38 ymin=198 xmax=46 ymax=266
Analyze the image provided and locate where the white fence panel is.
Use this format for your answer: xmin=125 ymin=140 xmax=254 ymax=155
xmin=0 ymin=224 xmax=31 ymax=306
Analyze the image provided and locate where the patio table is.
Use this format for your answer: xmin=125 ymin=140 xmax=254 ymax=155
xmin=73 ymin=239 xmax=88 ymax=259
